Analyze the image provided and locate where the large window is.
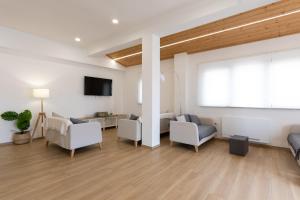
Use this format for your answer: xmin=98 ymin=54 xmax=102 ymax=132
xmin=198 ymin=49 xmax=300 ymax=109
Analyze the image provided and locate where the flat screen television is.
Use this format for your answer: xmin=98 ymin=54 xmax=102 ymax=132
xmin=84 ymin=76 xmax=112 ymax=96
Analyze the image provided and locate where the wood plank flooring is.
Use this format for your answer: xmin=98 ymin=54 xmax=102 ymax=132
xmin=0 ymin=129 xmax=300 ymax=200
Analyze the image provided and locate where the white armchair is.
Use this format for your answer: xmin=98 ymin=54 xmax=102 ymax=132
xmin=46 ymin=122 xmax=102 ymax=158
xmin=170 ymin=117 xmax=217 ymax=152
xmin=117 ymin=119 xmax=142 ymax=147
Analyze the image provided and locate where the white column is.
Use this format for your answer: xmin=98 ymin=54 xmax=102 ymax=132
xmin=174 ymin=53 xmax=189 ymax=115
xmin=142 ymin=34 xmax=160 ymax=148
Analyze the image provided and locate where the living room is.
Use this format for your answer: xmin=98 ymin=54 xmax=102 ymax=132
xmin=1 ymin=0 xmax=300 ymax=199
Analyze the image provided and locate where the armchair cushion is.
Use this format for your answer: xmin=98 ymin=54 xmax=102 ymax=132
xmin=198 ymin=125 xmax=217 ymax=140
xmin=190 ymin=115 xmax=202 ymax=125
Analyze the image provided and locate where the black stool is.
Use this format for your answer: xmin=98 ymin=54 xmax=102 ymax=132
xmin=229 ymin=135 xmax=249 ymax=156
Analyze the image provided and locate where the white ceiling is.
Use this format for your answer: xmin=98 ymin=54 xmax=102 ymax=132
xmin=0 ymin=0 xmax=202 ymax=47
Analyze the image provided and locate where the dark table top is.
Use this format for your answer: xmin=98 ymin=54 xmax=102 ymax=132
xmin=230 ymin=135 xmax=248 ymax=141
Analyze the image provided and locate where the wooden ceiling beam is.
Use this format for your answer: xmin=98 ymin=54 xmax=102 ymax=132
xmin=107 ymin=0 xmax=300 ymax=67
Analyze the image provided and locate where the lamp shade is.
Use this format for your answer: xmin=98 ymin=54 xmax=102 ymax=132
xmin=33 ymin=89 xmax=50 ymax=98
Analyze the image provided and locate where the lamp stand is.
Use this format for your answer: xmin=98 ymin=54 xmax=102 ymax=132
xmin=31 ymin=99 xmax=47 ymax=142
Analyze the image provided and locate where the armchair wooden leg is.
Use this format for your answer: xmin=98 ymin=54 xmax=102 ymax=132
xmin=99 ymin=142 xmax=103 ymax=151
xmin=134 ymin=141 xmax=138 ymax=148
xmin=46 ymin=140 xmax=49 ymax=147
xmin=170 ymin=141 xmax=173 ymax=147
xmin=71 ymin=149 xmax=75 ymax=158
xmin=194 ymin=145 xmax=199 ymax=153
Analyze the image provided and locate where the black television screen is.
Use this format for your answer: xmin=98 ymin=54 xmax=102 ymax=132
xmin=84 ymin=76 xmax=112 ymax=96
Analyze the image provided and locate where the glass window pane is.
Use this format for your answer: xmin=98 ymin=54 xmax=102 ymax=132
xmin=270 ymin=58 xmax=300 ymax=108
xmin=199 ymin=67 xmax=230 ymax=106
xmin=231 ymin=61 xmax=266 ymax=108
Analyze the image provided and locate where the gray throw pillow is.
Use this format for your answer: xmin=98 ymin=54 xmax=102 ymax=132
xmin=189 ymin=115 xmax=201 ymax=125
xmin=70 ymin=118 xmax=87 ymax=124
xmin=184 ymin=114 xmax=191 ymax=122
xmin=129 ymin=114 xmax=139 ymax=120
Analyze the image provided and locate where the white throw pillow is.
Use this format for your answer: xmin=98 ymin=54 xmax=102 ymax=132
xmin=176 ymin=115 xmax=186 ymax=122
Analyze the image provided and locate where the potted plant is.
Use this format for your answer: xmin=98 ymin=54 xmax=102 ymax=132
xmin=1 ymin=110 xmax=32 ymax=144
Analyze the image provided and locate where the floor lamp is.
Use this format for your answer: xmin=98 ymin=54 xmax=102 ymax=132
xmin=31 ymin=89 xmax=49 ymax=142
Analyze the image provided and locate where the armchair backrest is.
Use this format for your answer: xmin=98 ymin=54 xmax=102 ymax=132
xmin=69 ymin=122 xmax=102 ymax=149
xmin=117 ymin=119 xmax=142 ymax=141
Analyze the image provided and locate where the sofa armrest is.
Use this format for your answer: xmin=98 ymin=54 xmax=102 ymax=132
xmin=170 ymin=121 xmax=199 ymax=145
xmin=117 ymin=119 xmax=141 ymax=141
xmin=69 ymin=122 xmax=102 ymax=149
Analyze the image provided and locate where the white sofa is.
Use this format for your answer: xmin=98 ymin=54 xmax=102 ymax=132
xmin=46 ymin=121 xmax=102 ymax=158
xmin=117 ymin=119 xmax=142 ymax=147
xmin=117 ymin=113 xmax=175 ymax=147
xmin=170 ymin=116 xmax=217 ymax=152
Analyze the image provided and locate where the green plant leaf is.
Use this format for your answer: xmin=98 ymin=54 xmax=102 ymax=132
xmin=1 ymin=111 xmax=18 ymax=121
xmin=16 ymin=119 xmax=30 ymax=131
xmin=1 ymin=110 xmax=32 ymax=131
xmin=18 ymin=110 xmax=32 ymax=121
xmin=16 ymin=110 xmax=32 ymax=131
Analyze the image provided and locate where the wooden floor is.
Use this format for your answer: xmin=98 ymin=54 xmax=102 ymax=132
xmin=1 ymin=129 xmax=300 ymax=200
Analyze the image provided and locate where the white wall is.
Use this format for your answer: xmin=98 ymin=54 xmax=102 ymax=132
xmin=0 ymin=26 xmax=125 ymax=144
xmin=0 ymin=26 xmax=125 ymax=70
xmin=185 ymin=33 xmax=300 ymax=148
xmin=0 ymin=51 xmax=124 ymax=143
xmin=123 ymin=59 xmax=174 ymax=116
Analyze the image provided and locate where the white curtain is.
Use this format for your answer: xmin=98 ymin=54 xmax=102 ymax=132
xmin=198 ymin=48 xmax=300 ymax=109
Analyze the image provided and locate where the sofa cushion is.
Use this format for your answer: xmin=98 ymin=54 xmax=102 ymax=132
xmin=70 ymin=118 xmax=87 ymax=124
xmin=198 ymin=125 xmax=216 ymax=140
xmin=190 ymin=115 xmax=201 ymax=125
xmin=288 ymin=133 xmax=300 ymax=159
xmin=129 ymin=114 xmax=139 ymax=120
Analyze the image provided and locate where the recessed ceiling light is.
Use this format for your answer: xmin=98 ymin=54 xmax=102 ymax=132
xmin=75 ymin=37 xmax=81 ymax=42
xmin=112 ymin=19 xmax=119 ymax=24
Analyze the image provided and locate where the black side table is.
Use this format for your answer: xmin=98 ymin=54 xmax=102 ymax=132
xmin=229 ymin=135 xmax=249 ymax=156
